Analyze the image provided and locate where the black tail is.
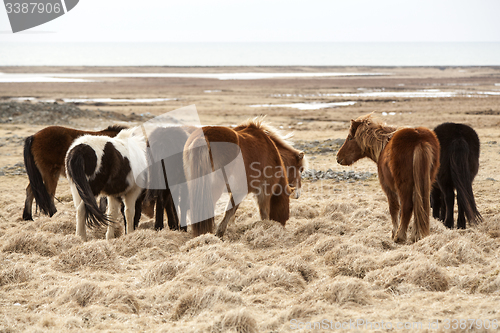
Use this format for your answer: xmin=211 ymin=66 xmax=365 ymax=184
xmin=449 ymin=139 xmax=482 ymax=225
xmin=66 ymin=148 xmax=110 ymax=228
xmin=23 ymin=136 xmax=57 ymax=217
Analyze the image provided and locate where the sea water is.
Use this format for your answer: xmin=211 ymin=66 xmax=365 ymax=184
xmin=0 ymin=42 xmax=499 ymax=66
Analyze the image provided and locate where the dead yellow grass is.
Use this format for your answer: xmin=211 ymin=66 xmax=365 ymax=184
xmin=53 ymin=240 xmax=120 ymax=273
xmin=211 ymin=308 xmax=258 ymax=333
xmin=1 ymin=66 xmax=500 ymax=332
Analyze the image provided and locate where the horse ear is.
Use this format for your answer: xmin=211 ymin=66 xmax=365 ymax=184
xmin=350 ymin=120 xmax=361 ymax=136
xmin=297 ymin=151 xmax=304 ymax=161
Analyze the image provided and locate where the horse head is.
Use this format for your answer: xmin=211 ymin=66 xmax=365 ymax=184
xmin=287 ymin=151 xmax=306 ymax=199
xmin=337 ymin=119 xmax=365 ymax=165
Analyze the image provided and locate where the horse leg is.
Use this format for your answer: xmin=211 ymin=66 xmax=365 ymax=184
xmin=456 ymin=192 xmax=467 ymax=229
xmin=133 ymin=190 xmax=145 ymax=230
xmin=45 ymin=171 xmax=60 ymax=216
xmin=442 ymin=186 xmax=455 ymax=229
xmin=123 ymin=187 xmax=142 ymax=235
xmin=155 ymin=191 xmax=165 ymax=231
xmin=179 ymin=184 xmax=188 ymax=232
xmin=257 ymin=191 xmax=271 ymax=220
xmin=120 ymin=189 xmax=143 ymax=231
xmin=68 ymin=182 xmax=87 ymax=241
xmin=23 ymin=184 xmax=34 ymax=220
xmin=165 ymin=188 xmax=180 ymax=231
xmin=215 ymin=194 xmax=240 ymax=238
xmin=380 ymin=180 xmax=400 ymax=239
xmin=73 ymin=195 xmax=87 ymax=242
xmin=430 ymin=185 xmax=442 ymax=221
xmin=394 ymin=191 xmax=413 ymax=243
xmin=99 ymin=197 xmax=107 ymax=213
xmin=105 ymin=197 xmax=121 ymax=240
xmin=385 ymin=189 xmax=401 ymax=239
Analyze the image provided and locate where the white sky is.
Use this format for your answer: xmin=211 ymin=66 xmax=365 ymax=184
xmin=1 ymin=0 xmax=500 ymax=43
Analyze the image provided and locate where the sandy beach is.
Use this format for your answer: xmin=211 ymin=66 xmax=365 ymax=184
xmin=1 ymin=66 xmax=500 ymax=332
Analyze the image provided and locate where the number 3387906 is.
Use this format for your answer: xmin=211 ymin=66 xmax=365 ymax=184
xmin=5 ymin=3 xmax=61 ymax=14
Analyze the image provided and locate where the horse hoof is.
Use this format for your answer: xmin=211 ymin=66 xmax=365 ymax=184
xmin=22 ymin=213 xmax=33 ymax=221
xmin=393 ymin=235 xmax=406 ymax=244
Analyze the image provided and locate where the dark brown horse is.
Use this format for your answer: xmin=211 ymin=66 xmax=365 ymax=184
xmin=23 ymin=125 xmax=126 ymax=220
xmin=431 ymin=122 xmax=482 ymax=229
xmin=337 ymin=114 xmax=440 ymax=243
xmin=183 ymin=118 xmax=306 ymax=238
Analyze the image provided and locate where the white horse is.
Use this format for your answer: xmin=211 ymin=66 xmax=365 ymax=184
xmin=65 ymin=127 xmax=147 ymax=241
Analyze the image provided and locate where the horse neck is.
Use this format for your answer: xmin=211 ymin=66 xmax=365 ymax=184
xmin=276 ymin=143 xmax=296 ymax=168
xmin=360 ymin=125 xmax=397 ymax=163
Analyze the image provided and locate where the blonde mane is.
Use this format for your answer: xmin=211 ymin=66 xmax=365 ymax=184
xmin=353 ymin=113 xmax=399 ymax=162
xmin=235 ymin=117 xmax=308 ymax=170
xmin=237 ymin=116 xmax=297 ymax=152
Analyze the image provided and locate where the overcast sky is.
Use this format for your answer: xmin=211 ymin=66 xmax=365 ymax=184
xmin=1 ymin=0 xmax=500 ymax=43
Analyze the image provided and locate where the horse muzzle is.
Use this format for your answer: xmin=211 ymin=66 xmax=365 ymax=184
xmin=291 ymin=187 xmax=301 ymax=199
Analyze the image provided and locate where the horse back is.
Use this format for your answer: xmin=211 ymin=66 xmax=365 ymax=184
xmin=32 ymin=126 xmax=85 ymax=171
xmin=31 ymin=125 xmax=122 ymax=170
xmin=236 ymin=126 xmax=288 ymax=185
xmin=382 ymin=127 xmax=440 ymax=186
xmin=433 ymin=122 xmax=480 ymax=177
xmin=200 ymin=126 xmax=240 ymax=169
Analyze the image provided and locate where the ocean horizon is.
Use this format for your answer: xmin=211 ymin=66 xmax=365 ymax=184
xmin=0 ymin=42 xmax=499 ymax=67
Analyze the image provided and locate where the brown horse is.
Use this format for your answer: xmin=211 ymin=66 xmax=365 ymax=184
xmin=23 ymin=125 xmax=127 ymax=220
xmin=336 ymin=113 xmax=440 ymax=243
xmin=183 ymin=118 xmax=306 ymax=238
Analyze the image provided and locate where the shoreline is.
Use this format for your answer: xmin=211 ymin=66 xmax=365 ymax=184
xmin=2 ymin=65 xmax=500 ymax=70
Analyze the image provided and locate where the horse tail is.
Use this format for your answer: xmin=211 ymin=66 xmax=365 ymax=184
xmin=184 ymin=134 xmax=214 ymax=237
xmin=449 ymin=138 xmax=482 ymax=225
xmin=66 ymin=145 xmax=110 ymax=228
xmin=412 ymin=142 xmax=435 ymax=240
xmin=24 ymin=135 xmax=57 ymax=217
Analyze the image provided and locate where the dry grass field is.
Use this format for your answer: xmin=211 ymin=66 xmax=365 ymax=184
xmin=1 ymin=66 xmax=500 ymax=332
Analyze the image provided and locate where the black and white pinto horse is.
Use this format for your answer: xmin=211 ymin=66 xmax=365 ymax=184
xmin=65 ymin=127 xmax=147 ymax=241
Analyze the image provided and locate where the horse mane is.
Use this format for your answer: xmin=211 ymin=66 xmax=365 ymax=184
xmin=115 ymin=126 xmax=139 ymax=139
xmin=113 ymin=126 xmax=148 ymax=187
xmin=237 ymin=116 xmax=299 ymax=149
xmin=354 ymin=113 xmax=399 ymax=162
xmin=104 ymin=125 xmax=128 ymax=132
xmin=236 ymin=117 xmax=309 ymax=170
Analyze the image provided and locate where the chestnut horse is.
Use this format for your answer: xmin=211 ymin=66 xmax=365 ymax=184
xmin=183 ymin=118 xmax=306 ymax=238
xmin=23 ymin=125 xmax=126 ymax=220
xmin=337 ymin=114 xmax=440 ymax=243
xmin=431 ymin=122 xmax=482 ymax=229
xmin=65 ymin=127 xmax=147 ymax=241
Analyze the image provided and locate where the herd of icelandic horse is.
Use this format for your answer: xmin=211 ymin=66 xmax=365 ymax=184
xmin=22 ymin=113 xmax=482 ymax=244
